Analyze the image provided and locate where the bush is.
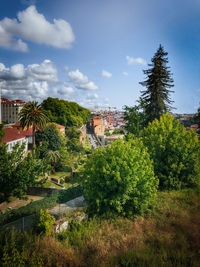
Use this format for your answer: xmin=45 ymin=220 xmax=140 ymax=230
xmin=143 ymin=113 xmax=200 ymax=190
xmin=34 ymin=209 xmax=55 ymax=235
xmin=82 ymin=138 xmax=158 ymax=217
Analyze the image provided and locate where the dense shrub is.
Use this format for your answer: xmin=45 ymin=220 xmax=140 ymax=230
xmin=143 ymin=113 xmax=200 ymax=190
xmin=82 ymin=138 xmax=158 ymax=217
xmin=34 ymin=209 xmax=55 ymax=235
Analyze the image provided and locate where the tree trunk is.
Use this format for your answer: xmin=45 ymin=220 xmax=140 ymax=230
xmin=32 ymin=123 xmax=36 ymax=154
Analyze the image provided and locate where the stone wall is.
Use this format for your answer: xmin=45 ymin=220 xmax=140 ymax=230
xmin=27 ymin=187 xmax=63 ymax=197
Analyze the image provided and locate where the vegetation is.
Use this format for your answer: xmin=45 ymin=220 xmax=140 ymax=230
xmin=143 ymin=113 xmax=200 ymax=190
xmin=0 ymin=189 xmax=199 ymax=266
xmin=65 ymin=126 xmax=84 ymax=152
xmin=105 ymin=129 xmax=125 ymax=136
xmin=34 ymin=209 xmax=55 ymax=235
xmin=0 ymin=185 xmax=82 ymax=226
xmin=19 ymin=102 xmax=49 ymax=152
xmin=0 ymin=124 xmax=4 ymax=142
xmin=0 ymin=143 xmax=48 ymax=200
xmin=124 ymin=98 xmax=146 ymax=136
xmin=140 ymin=45 xmax=174 ymax=125
xmin=41 ymin=97 xmax=90 ymax=127
xmin=82 ymin=138 xmax=158 ymax=217
xmin=36 ymin=123 xmax=65 ymax=152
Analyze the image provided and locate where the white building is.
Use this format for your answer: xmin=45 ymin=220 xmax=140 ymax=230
xmin=1 ymin=98 xmax=26 ymax=124
xmin=0 ymin=126 xmax=28 ymax=153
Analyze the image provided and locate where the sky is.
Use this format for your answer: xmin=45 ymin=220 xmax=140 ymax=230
xmin=0 ymin=0 xmax=199 ymax=113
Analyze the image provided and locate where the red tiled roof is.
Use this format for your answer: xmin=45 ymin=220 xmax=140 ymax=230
xmin=1 ymin=128 xmax=27 ymax=144
xmin=58 ymin=124 xmax=65 ymax=128
xmin=93 ymin=116 xmax=102 ymax=120
xmin=1 ymin=98 xmax=26 ymax=105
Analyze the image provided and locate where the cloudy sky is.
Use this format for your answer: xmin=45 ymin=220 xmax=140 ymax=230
xmin=0 ymin=0 xmax=199 ymax=112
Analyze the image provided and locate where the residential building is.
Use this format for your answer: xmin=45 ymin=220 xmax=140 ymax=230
xmin=1 ymin=127 xmax=28 ymax=153
xmin=1 ymin=98 xmax=26 ymax=124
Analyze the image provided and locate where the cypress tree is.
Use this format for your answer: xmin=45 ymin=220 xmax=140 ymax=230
xmin=140 ymin=45 xmax=174 ymax=124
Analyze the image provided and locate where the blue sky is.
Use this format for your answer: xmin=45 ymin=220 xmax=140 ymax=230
xmin=0 ymin=0 xmax=199 ymax=113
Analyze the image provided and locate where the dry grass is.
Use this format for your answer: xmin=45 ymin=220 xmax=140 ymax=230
xmin=1 ymin=189 xmax=199 ymax=266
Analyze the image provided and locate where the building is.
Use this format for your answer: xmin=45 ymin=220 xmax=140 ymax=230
xmin=57 ymin=124 xmax=65 ymax=135
xmin=1 ymin=98 xmax=26 ymax=124
xmin=92 ymin=116 xmax=106 ymax=136
xmin=1 ymin=127 xmax=28 ymax=153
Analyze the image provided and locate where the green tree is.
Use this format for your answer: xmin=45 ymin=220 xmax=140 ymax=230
xmin=66 ymin=127 xmax=83 ymax=152
xmin=143 ymin=113 xmax=200 ymax=190
xmin=41 ymin=97 xmax=90 ymax=127
xmin=0 ymin=124 xmax=4 ymax=142
xmin=0 ymin=143 xmax=48 ymax=199
xmin=19 ymin=102 xmax=48 ymax=152
xmin=36 ymin=123 xmax=65 ymax=152
xmin=140 ymin=45 xmax=174 ymax=125
xmin=44 ymin=150 xmax=60 ymax=173
xmin=82 ymin=138 xmax=158 ymax=217
xmin=124 ymin=98 xmax=146 ymax=136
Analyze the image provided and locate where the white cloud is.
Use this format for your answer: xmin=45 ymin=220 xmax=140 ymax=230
xmin=122 ymin=71 xmax=128 ymax=76
xmin=102 ymin=69 xmax=112 ymax=78
xmin=126 ymin=56 xmax=147 ymax=66
xmin=27 ymin=59 xmax=58 ymax=82
xmin=0 ymin=5 xmax=75 ymax=52
xmin=0 ymin=59 xmax=58 ymax=102
xmin=104 ymin=97 xmax=109 ymax=103
xmin=58 ymin=83 xmax=74 ymax=97
xmin=68 ymin=69 xmax=98 ymax=90
xmin=87 ymin=93 xmax=99 ymax=100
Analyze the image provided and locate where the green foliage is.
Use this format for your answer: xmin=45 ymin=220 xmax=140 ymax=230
xmin=140 ymin=45 xmax=174 ymax=124
xmin=0 ymin=185 xmax=82 ymax=226
xmin=41 ymin=97 xmax=90 ymax=127
xmin=104 ymin=131 xmax=111 ymax=136
xmin=0 ymin=143 xmax=48 ymax=200
xmin=66 ymin=127 xmax=84 ymax=152
xmin=19 ymin=101 xmax=49 ymax=150
xmin=143 ymin=113 xmax=200 ymax=190
xmin=35 ymin=209 xmax=55 ymax=235
xmin=112 ymin=129 xmax=125 ymax=135
xmin=36 ymin=122 xmax=65 ymax=152
xmin=82 ymin=138 xmax=158 ymax=217
xmin=0 ymin=124 xmax=4 ymax=143
xmin=57 ymin=185 xmax=83 ymax=203
xmin=124 ymin=98 xmax=146 ymax=136
xmin=0 ymin=229 xmax=43 ymax=266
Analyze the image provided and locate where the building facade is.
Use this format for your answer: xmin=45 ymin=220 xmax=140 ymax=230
xmin=1 ymin=127 xmax=28 ymax=153
xmin=1 ymin=98 xmax=26 ymax=124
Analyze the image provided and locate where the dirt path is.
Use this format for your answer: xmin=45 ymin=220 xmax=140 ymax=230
xmin=0 ymin=195 xmax=44 ymax=213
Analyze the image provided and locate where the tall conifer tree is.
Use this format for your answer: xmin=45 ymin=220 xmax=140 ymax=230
xmin=140 ymin=45 xmax=174 ymax=124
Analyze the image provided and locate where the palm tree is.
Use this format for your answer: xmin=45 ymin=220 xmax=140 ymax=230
xmin=19 ymin=102 xmax=48 ymax=153
xmin=44 ymin=150 xmax=60 ymax=173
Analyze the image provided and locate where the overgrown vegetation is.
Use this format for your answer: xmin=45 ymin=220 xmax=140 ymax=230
xmin=0 ymin=189 xmax=199 ymax=266
xmin=0 ymin=185 xmax=82 ymax=226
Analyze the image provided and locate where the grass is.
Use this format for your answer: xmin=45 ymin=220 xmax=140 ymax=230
xmin=0 ymin=188 xmax=199 ymax=266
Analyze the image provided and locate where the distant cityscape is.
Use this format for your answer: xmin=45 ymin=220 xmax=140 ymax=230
xmin=0 ymin=97 xmax=199 ymax=152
